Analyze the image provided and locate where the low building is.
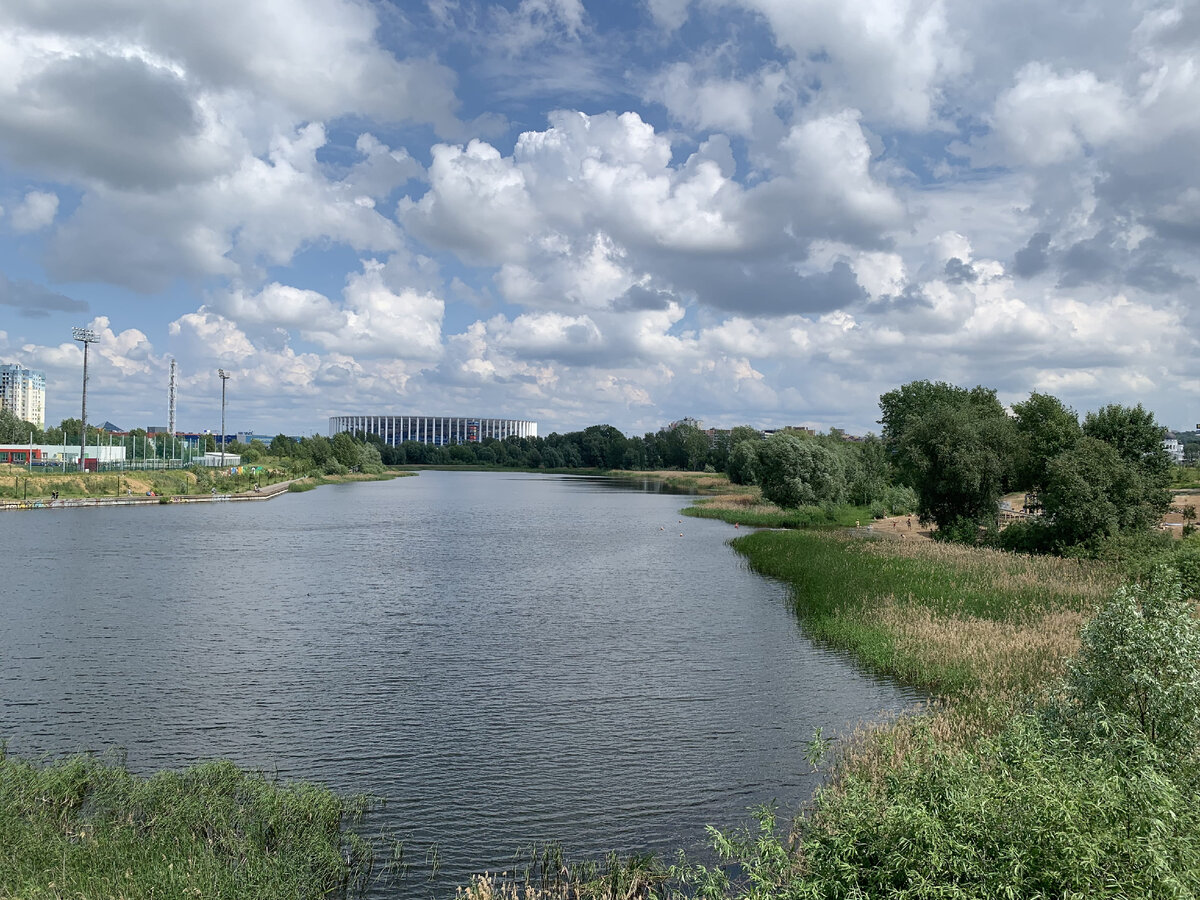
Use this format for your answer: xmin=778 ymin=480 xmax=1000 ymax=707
xmin=200 ymin=452 xmax=242 ymax=467
xmin=0 ymin=444 xmax=126 ymax=465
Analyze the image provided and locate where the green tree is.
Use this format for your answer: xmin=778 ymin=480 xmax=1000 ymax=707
xmin=1040 ymin=437 xmax=1132 ymax=547
xmin=756 ymin=432 xmax=846 ymax=508
xmin=302 ymin=435 xmax=333 ymax=467
xmin=846 ymin=433 xmax=890 ymax=507
xmin=356 ymin=442 xmax=385 ymax=474
xmin=879 ymin=381 xmax=1016 ymax=536
xmin=0 ymin=407 xmax=41 ymax=443
xmin=659 ymin=423 xmax=709 ymax=470
xmin=1083 ymin=404 xmax=1171 ymax=479
xmin=728 ymin=440 xmax=760 ymax=485
xmin=1042 ymin=435 xmax=1170 ymax=548
xmin=270 ymin=434 xmax=299 ymax=456
xmin=1012 ymin=392 xmax=1081 ymax=495
xmin=330 ymin=432 xmax=359 ymax=469
xmin=579 ymin=424 xmax=627 ymax=468
xmin=1035 ymin=403 xmax=1172 ymax=548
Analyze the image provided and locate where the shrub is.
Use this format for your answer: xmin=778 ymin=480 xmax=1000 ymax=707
xmin=1057 ymin=566 xmax=1200 ymax=761
xmin=990 ymin=519 xmax=1056 ymax=554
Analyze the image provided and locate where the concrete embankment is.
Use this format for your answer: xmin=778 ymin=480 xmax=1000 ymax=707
xmin=0 ymin=480 xmax=294 ymax=512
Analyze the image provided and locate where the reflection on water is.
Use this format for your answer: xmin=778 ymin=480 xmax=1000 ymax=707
xmin=0 ymin=471 xmax=920 ymax=895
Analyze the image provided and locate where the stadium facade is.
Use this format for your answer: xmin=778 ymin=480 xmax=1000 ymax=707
xmin=329 ymin=415 xmax=538 ymax=446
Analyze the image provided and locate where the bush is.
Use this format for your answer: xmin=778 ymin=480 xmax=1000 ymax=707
xmin=1057 ymin=566 xmax=1200 ymax=762
xmin=989 ymin=519 xmax=1056 ymax=554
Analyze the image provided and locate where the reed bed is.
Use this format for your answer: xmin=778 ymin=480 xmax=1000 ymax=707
xmin=609 ymin=470 xmax=744 ymax=495
xmin=686 ymin=497 xmax=871 ymax=529
xmin=456 ymin=848 xmax=666 ymax=900
xmin=731 ymin=529 xmax=1121 ymax=699
xmin=0 ymin=752 xmax=375 ymax=899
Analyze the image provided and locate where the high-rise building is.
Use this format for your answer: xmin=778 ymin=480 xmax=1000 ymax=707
xmin=0 ymin=364 xmax=46 ymax=428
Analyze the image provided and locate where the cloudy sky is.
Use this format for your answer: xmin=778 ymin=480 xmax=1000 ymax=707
xmin=1 ymin=0 xmax=1199 ymax=437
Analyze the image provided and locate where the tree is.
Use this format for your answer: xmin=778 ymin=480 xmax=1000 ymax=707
xmin=756 ymin=432 xmax=846 ymax=508
xmin=1012 ymin=392 xmax=1080 ymax=495
xmin=1035 ymin=402 xmax=1172 ymax=548
xmin=728 ymin=440 xmax=760 ymax=485
xmin=1083 ymin=404 xmax=1170 ymax=479
xmin=846 ymin=434 xmax=890 ymax=507
xmin=331 ymin=432 xmax=359 ymax=469
xmin=0 ymin=407 xmax=40 ymax=443
xmin=1041 ymin=433 xmax=1171 ymax=548
xmin=302 ymin=434 xmax=333 ymax=467
xmin=357 ymin=442 xmax=385 ymax=474
xmin=879 ymin=381 xmax=1016 ymax=536
xmin=270 ymin=434 xmax=299 ymax=457
xmin=578 ymin=425 xmax=627 ymax=469
xmin=1040 ymin=437 xmax=1132 ymax=547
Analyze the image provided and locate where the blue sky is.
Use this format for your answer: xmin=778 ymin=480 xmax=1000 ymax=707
xmin=2 ymin=0 xmax=1199 ymax=436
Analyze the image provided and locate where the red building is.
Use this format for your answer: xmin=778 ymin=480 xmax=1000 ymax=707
xmin=0 ymin=446 xmax=45 ymax=464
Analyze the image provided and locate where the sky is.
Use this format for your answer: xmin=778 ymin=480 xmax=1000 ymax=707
xmin=1 ymin=0 xmax=1199 ymax=438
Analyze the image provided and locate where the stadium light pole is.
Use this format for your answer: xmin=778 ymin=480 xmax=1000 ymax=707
xmin=72 ymin=327 xmax=99 ymax=473
xmin=218 ymin=369 xmax=230 ymax=466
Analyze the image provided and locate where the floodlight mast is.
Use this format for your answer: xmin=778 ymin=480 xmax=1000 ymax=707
xmin=218 ymin=369 xmax=230 ymax=466
xmin=72 ymin=327 xmax=99 ymax=472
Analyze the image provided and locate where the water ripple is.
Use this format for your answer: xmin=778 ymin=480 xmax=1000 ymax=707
xmin=0 ymin=471 xmax=921 ymax=897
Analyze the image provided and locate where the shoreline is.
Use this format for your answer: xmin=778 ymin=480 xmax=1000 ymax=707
xmin=0 ymin=471 xmax=405 ymax=512
xmin=0 ymin=479 xmax=294 ymax=511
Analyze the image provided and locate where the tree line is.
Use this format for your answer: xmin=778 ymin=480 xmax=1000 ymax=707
xmin=877 ymin=381 xmax=1172 ymax=552
xmin=4 ymin=379 xmax=1178 ymax=553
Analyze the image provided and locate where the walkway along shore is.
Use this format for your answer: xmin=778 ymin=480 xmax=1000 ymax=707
xmin=0 ymin=479 xmax=295 ymax=512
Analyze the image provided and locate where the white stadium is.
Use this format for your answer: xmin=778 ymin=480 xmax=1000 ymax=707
xmin=329 ymin=415 xmax=538 ymax=446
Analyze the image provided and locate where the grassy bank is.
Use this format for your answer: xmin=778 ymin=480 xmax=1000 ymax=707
xmin=0 ymin=464 xmax=405 ymax=502
xmin=602 ymin=469 xmax=874 ymax=528
xmin=286 ymin=470 xmax=408 ymax=492
xmin=0 ymin=752 xmax=376 ymax=899
xmin=457 ymin=530 xmax=1173 ymax=900
xmin=674 ymin=529 xmax=1200 ymax=899
xmin=731 ymin=529 xmax=1120 ymax=701
xmin=0 ymin=467 xmax=201 ymax=501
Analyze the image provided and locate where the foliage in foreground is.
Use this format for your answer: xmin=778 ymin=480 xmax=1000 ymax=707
xmin=0 ymin=754 xmax=375 ymax=899
xmin=694 ymin=718 xmax=1200 ymax=900
xmin=686 ymin=566 xmax=1200 ymax=900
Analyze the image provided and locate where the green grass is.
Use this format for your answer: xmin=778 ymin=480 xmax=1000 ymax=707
xmin=0 ymin=469 xmax=198 ymax=501
xmin=730 ymin=530 xmax=1118 ymax=698
xmin=0 ymin=752 xmax=376 ymax=899
xmin=1171 ymin=467 xmax=1200 ymax=489
xmin=684 ymin=500 xmax=872 ymax=529
xmin=286 ymin=472 xmax=405 ymax=493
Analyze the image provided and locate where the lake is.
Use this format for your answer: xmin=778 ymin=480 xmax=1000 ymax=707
xmin=0 ymin=471 xmax=920 ymax=894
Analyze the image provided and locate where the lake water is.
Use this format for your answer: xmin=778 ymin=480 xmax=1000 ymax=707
xmin=1 ymin=471 xmax=920 ymax=894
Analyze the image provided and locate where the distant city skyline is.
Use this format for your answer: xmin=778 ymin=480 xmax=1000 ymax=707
xmin=1 ymin=2 xmax=1198 ymax=436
